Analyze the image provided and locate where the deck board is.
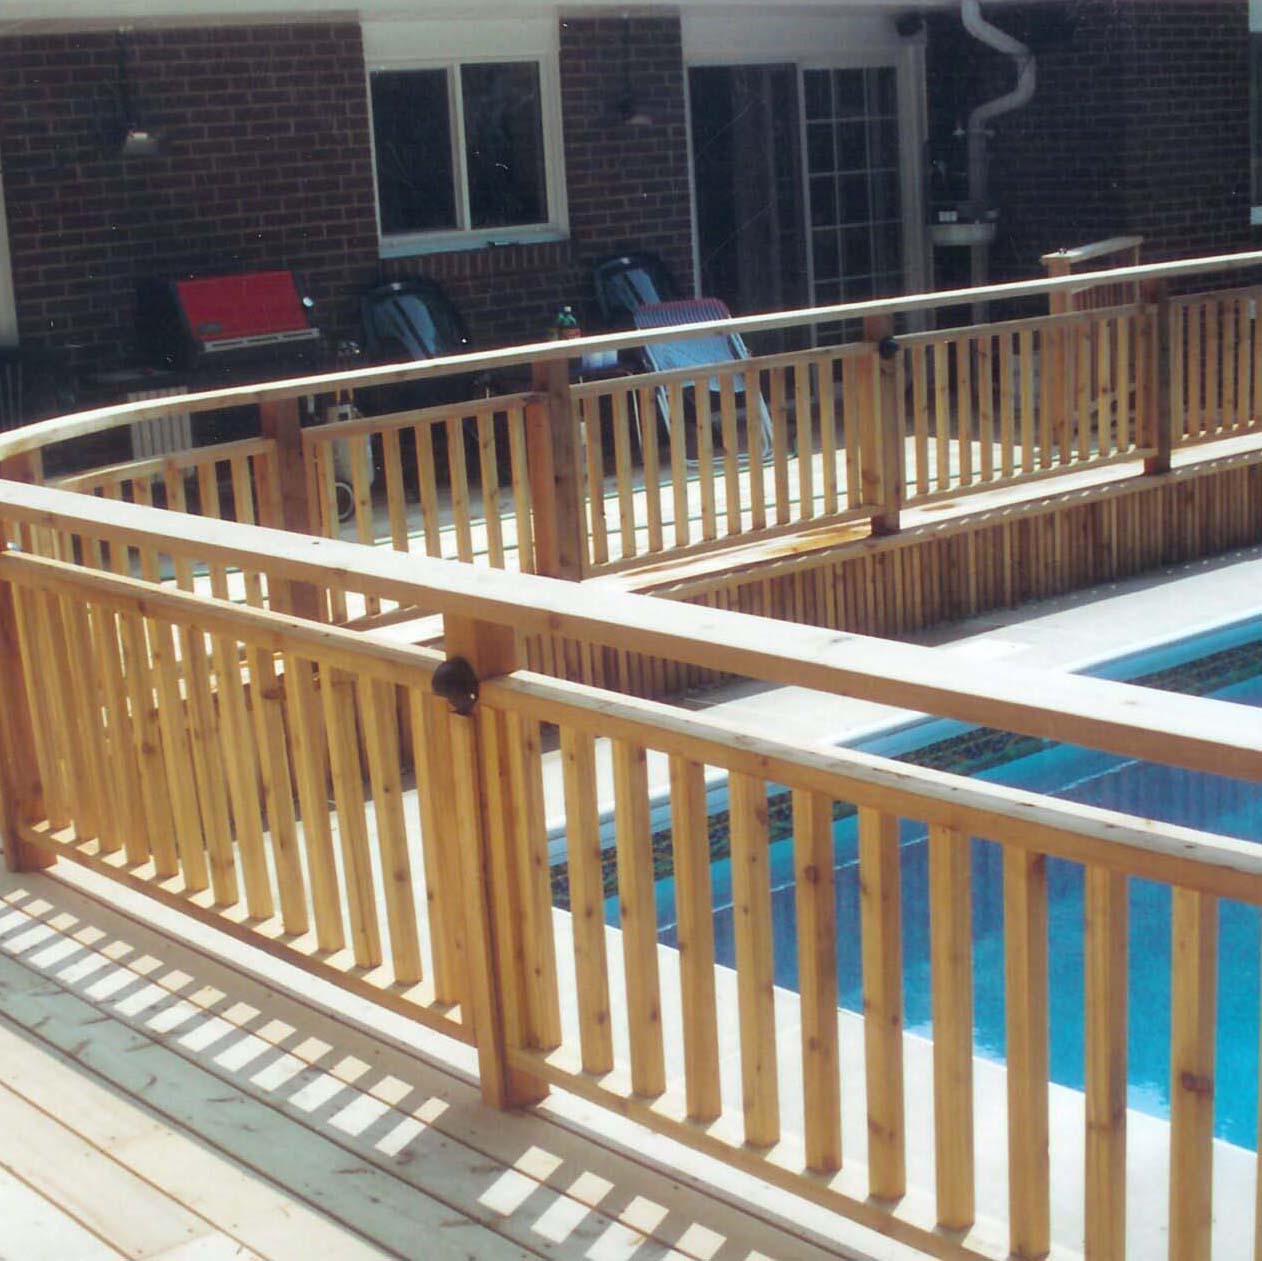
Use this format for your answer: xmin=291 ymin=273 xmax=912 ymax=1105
xmin=0 ymin=869 xmax=874 ymax=1261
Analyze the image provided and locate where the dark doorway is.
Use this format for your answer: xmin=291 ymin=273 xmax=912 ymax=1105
xmin=688 ymin=65 xmax=807 ymax=350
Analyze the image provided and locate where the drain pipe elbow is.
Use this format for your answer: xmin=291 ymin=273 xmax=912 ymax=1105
xmin=961 ymin=0 xmax=1036 ymax=209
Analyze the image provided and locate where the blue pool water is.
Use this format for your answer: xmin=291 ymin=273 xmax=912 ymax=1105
xmin=609 ymin=617 xmax=1262 ymax=1148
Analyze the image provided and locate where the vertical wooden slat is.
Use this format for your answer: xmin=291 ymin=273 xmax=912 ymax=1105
xmin=611 ymin=390 xmax=638 ymax=558
xmin=859 ymin=807 xmax=905 ymax=1199
xmin=1116 ymin=314 xmax=1132 ymax=452
xmin=719 ymin=375 xmax=742 ymax=535
xmin=977 ymin=335 xmax=995 ymax=482
xmin=819 ymin=356 xmax=839 ymax=515
xmin=321 ymin=663 xmax=382 ymax=967
xmin=507 ymin=406 xmax=535 ymax=573
xmin=476 ymin=412 xmax=505 ymax=568
xmin=505 ymin=712 xmax=562 ymax=1049
xmin=1000 ymin=332 xmax=1015 ymax=479
xmin=1004 ymin=848 xmax=1051 ymax=1260
xmin=446 ymin=417 xmax=475 ymax=564
xmin=143 ymin=612 xmax=205 ymax=883
xmin=1084 ymin=866 xmax=1128 ymax=1261
xmin=10 ymin=585 xmax=69 ymax=829
xmin=410 ymin=690 xmax=464 ymax=1003
xmin=359 ymin=677 xmax=422 ymax=983
xmin=211 ymin=629 xmax=274 ymax=919
xmin=1038 ymin=326 xmax=1054 ymax=468
xmin=380 ymin=427 xmax=409 ymax=553
xmin=1168 ymin=888 xmax=1217 ymax=1261
xmin=748 ymin=369 xmax=768 ymax=528
xmin=1187 ymin=302 xmax=1203 ymax=439
xmin=670 ymin=755 xmax=721 ymax=1122
xmin=560 ymin=727 xmax=614 ymax=1075
xmin=86 ymin=601 xmax=143 ymax=855
xmin=955 ymin=338 xmax=973 ymax=486
xmin=793 ymin=788 xmax=840 ymax=1172
xmin=1205 ymin=299 xmax=1221 ymax=435
xmin=795 ymin=362 xmax=815 ymax=520
xmin=729 ymin=772 xmax=779 ymax=1148
xmin=585 ymin=395 xmax=611 ymax=564
xmin=770 ymin=369 xmax=790 ymax=525
xmin=929 ymin=824 xmax=974 ymax=1231
xmin=934 ymin=340 xmax=951 ymax=490
xmin=1237 ymin=295 xmax=1252 ymax=433
xmin=228 ymin=455 xmax=265 ymax=608
xmin=1020 ymin=328 xmax=1036 ymax=473
xmin=912 ymin=347 xmax=930 ymax=496
xmin=667 ymin=383 xmax=689 ymax=549
xmin=639 ymin=384 xmax=664 ymax=551
xmin=52 ymin=594 xmax=110 ymax=846
xmin=413 ymin=423 xmax=443 ymax=557
xmin=695 ymin=384 xmax=718 ymax=540
xmin=1076 ymin=320 xmax=1093 ymax=464
xmin=612 ymin=738 xmax=666 ymax=1097
xmin=283 ymin=653 xmax=344 ymax=953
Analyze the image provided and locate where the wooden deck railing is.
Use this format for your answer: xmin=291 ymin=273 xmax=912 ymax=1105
xmin=1 ymin=250 xmax=1261 ymax=602
xmin=1 ymin=477 xmax=1261 ymax=1261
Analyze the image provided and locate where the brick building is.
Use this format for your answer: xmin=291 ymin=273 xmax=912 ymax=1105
xmin=0 ymin=0 xmax=1256 ymax=405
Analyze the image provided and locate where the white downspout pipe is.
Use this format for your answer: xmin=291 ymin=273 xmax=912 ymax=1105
xmin=961 ymin=0 xmax=1036 ymax=290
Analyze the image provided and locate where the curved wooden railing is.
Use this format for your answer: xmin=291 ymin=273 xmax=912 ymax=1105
xmin=2 ymin=249 xmax=1261 ymax=598
xmin=1 ymin=475 xmax=1261 ymax=1261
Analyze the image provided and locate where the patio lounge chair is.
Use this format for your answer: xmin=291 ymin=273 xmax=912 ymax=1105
xmin=632 ymin=297 xmax=773 ymax=451
xmin=592 ymin=252 xmax=678 ymax=329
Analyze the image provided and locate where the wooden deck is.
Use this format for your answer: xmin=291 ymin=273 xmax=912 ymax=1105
xmin=0 ymin=863 xmax=891 ymax=1261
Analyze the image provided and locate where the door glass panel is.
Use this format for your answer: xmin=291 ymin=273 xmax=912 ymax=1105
xmin=803 ymin=66 xmax=903 ymax=339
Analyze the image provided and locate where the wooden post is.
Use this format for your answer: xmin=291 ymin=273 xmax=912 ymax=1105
xmin=1142 ymin=278 xmax=1173 ymax=475
xmin=863 ymin=315 xmax=903 ymax=536
xmin=258 ymin=397 xmax=321 ymax=619
xmin=1044 ymin=254 xmax=1072 ymax=316
xmin=528 ymin=359 xmax=584 ymax=581
xmin=0 ymin=582 xmax=54 ymax=872
xmin=441 ymin=613 xmax=549 ymax=1110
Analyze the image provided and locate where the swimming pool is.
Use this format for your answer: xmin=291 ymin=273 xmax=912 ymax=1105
xmin=614 ymin=616 xmax=1262 ymax=1148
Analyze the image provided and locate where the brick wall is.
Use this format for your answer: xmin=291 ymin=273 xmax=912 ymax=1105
xmin=0 ymin=22 xmax=380 ymax=373
xmin=0 ymin=13 xmax=697 ymax=374
xmin=926 ymin=0 xmax=1257 ymax=285
xmin=385 ymin=14 xmax=695 ymax=346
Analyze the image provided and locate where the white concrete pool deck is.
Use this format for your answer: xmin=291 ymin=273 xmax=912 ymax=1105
xmin=538 ymin=542 xmax=1262 ymax=829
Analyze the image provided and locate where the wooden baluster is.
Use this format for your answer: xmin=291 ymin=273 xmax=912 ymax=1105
xmin=476 ymin=412 xmax=505 ymax=568
xmin=793 ymin=788 xmax=840 ymax=1172
xmin=1000 ymin=331 xmax=1016 ymax=479
xmin=978 ymin=335 xmax=995 ymax=482
xmin=748 ymin=369 xmax=768 ymax=528
xmin=612 ymin=736 xmax=667 ymax=1097
xmin=770 ymin=368 xmax=790 ymax=525
xmin=1144 ymin=280 xmax=1174 ymax=475
xmin=408 ymin=690 xmax=464 ymax=1003
xmin=1004 ymin=848 xmax=1050 ymax=1260
xmin=445 ymin=417 xmax=474 ymax=566
xmin=720 ymin=375 xmax=742 ymax=536
xmin=1084 ymin=866 xmax=1128 ymax=1261
xmin=819 ymin=355 xmax=840 ymax=516
xmin=638 ymin=383 xmax=665 ymax=552
xmin=359 ymin=677 xmax=422 ymax=985
xmin=507 ymin=406 xmax=535 ymax=573
xmin=229 ymin=455 xmax=265 ymax=607
xmin=670 ymin=755 xmax=721 ymax=1122
xmin=321 ymin=662 xmax=381 ymax=966
xmin=442 ymin=614 xmax=549 ymax=1108
xmin=859 ymin=807 xmax=905 ymax=1198
xmin=795 ymin=360 xmax=815 ymax=521
xmin=0 ymin=581 xmax=54 ymax=871
xmin=911 ymin=346 xmax=930 ymax=495
xmin=1188 ymin=302 xmax=1204 ymax=441
xmin=695 ymin=382 xmax=718 ymax=540
xmin=561 ymin=727 xmax=614 ymax=1075
xmin=955 ymin=336 xmax=974 ymax=487
xmin=929 ymin=824 xmax=974 ymax=1230
xmin=381 ymin=427 xmax=410 ymax=553
xmin=282 ymin=654 xmax=345 ymax=953
xmin=730 ymin=772 xmax=779 ymax=1148
xmin=1236 ymin=295 xmax=1251 ymax=434
xmin=667 ymin=383 xmax=689 ymax=549
xmin=1168 ymin=888 xmax=1217 ymax=1261
xmin=1020 ymin=327 xmax=1036 ymax=474
xmin=934 ymin=339 xmax=951 ymax=490
xmin=259 ymin=398 xmax=319 ymax=619
xmin=413 ymin=422 xmax=443 ymax=558
xmin=612 ymin=390 xmax=639 ymax=558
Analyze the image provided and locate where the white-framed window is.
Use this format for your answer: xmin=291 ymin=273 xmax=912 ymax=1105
xmin=368 ymin=55 xmax=568 ymax=256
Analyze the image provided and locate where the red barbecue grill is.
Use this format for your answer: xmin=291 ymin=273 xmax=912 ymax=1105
xmin=136 ymin=269 xmax=325 ymax=375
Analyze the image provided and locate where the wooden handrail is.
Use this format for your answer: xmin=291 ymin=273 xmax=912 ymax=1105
xmin=1041 ymin=235 xmax=1144 ymax=267
xmin=3 ymin=248 xmax=1262 ymax=461
xmin=3 ymin=477 xmax=1259 ymax=782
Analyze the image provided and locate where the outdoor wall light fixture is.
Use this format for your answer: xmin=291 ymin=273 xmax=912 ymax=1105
xmin=116 ymin=29 xmax=161 ymax=158
xmin=614 ymin=16 xmax=654 ymax=127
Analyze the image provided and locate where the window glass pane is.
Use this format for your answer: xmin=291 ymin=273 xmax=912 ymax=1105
xmin=803 ymin=69 xmax=831 ymax=122
xmin=371 ymin=69 xmax=457 ymax=235
xmin=461 ymin=62 xmax=548 ymax=229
